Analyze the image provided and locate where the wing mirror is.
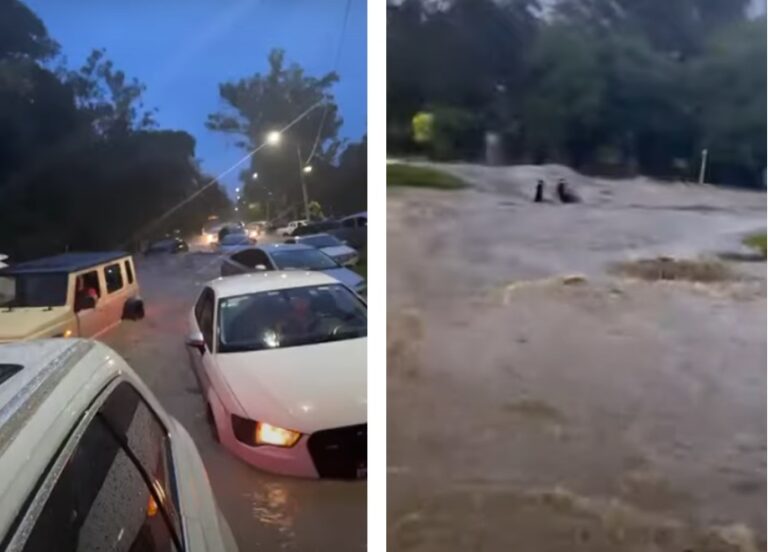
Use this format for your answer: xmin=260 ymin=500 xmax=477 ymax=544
xmin=185 ymin=331 xmax=206 ymax=354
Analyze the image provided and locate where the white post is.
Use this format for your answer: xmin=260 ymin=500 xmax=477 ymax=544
xmin=698 ymin=148 xmax=708 ymax=184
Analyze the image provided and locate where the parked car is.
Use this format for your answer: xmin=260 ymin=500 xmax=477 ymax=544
xmin=0 ymin=252 xmax=144 ymax=343
xmin=220 ymin=243 xmax=365 ymax=294
xmin=186 ymin=271 xmax=366 ymax=478
xmin=275 ymin=219 xmax=308 ymax=237
xmin=145 ymin=237 xmax=189 ymax=255
xmin=329 ymin=212 xmax=367 ymax=250
xmin=217 ymin=232 xmax=256 ymax=254
xmin=203 ymin=221 xmax=243 ymax=247
xmin=286 ymin=233 xmax=359 ymax=267
xmin=0 ymin=338 xmax=237 ymax=550
xmin=291 ymin=219 xmax=341 ymax=237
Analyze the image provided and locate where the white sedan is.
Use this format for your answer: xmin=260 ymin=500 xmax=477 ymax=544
xmin=186 ymin=271 xmax=366 ymax=478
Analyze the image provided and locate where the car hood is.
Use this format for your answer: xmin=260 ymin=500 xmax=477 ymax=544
xmin=215 ymin=337 xmax=366 ymax=433
xmin=320 ymin=245 xmax=356 ymax=258
xmin=320 ymin=267 xmax=364 ymax=289
xmin=0 ymin=307 xmax=70 ymax=341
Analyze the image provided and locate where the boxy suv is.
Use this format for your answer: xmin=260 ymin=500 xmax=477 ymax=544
xmin=0 ymin=339 xmax=237 ymax=551
xmin=0 ymin=252 xmax=144 ymax=343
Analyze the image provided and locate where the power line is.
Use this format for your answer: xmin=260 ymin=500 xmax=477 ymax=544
xmin=122 ymin=99 xmax=324 ymax=247
xmin=304 ymin=0 xmax=353 ymax=166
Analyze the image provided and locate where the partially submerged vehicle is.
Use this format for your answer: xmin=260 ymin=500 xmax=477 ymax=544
xmin=0 ymin=252 xmax=143 ymax=343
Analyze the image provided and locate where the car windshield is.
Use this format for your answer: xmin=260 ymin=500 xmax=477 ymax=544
xmin=0 ymin=273 xmax=69 ymax=308
xmin=270 ymin=248 xmax=338 ymax=270
xmin=302 ymin=235 xmax=343 ymax=248
xmin=218 ymin=284 xmax=367 ymax=352
xmin=221 ymin=234 xmax=250 ymax=246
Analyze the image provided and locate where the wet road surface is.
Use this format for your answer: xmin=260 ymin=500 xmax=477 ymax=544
xmin=104 ymin=249 xmax=365 ymax=552
xmin=388 ymin=163 xmax=766 ymax=551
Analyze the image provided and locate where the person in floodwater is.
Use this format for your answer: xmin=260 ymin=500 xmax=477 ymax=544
xmin=556 ymin=178 xmax=581 ymax=204
xmin=534 ymin=179 xmax=545 ymax=203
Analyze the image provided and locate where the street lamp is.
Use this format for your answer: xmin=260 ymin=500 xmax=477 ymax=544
xmin=252 ymin=172 xmax=258 ymax=180
xmin=302 ymin=165 xmax=313 ymax=174
xmin=266 ymin=131 xmax=281 ymax=146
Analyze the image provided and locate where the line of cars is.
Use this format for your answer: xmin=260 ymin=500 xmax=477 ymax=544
xmin=0 ymin=223 xmax=368 ymax=548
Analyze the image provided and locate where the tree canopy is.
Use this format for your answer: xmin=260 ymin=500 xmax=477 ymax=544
xmin=0 ymin=1 xmax=231 ymax=260
xmin=388 ymin=0 xmax=766 ymax=187
xmin=208 ymin=48 xmax=365 ymax=219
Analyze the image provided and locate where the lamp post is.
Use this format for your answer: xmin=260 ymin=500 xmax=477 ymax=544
xmin=265 ymin=130 xmax=312 ymax=221
xmin=296 ymin=145 xmax=312 ymax=221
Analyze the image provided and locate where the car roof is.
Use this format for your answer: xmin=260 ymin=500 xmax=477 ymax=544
xmin=0 ymin=340 xmax=111 ymax=447
xmin=342 ymin=211 xmax=367 ymax=219
xmin=258 ymin=243 xmax=314 ymax=253
xmin=296 ymin=233 xmax=335 ymax=240
xmin=206 ymin=270 xmax=340 ymax=297
xmin=0 ymin=252 xmax=129 ymax=275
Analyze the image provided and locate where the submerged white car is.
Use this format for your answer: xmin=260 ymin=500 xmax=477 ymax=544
xmin=0 ymin=339 xmax=237 ymax=551
xmin=186 ymin=271 xmax=366 ymax=478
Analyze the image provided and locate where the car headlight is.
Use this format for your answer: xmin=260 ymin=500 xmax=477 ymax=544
xmin=231 ymin=415 xmax=301 ymax=447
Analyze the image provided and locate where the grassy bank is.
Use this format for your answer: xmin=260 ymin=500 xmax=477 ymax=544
xmin=387 ymin=163 xmax=466 ymax=190
xmin=743 ymin=232 xmax=767 ymax=258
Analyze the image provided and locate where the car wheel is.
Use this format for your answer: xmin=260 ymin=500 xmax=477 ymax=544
xmin=122 ymin=298 xmax=145 ymax=320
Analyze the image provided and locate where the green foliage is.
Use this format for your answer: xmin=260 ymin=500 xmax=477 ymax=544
xmin=743 ymin=232 xmax=767 ymax=257
xmin=307 ymin=200 xmax=324 ymax=220
xmin=412 ymin=112 xmax=434 ymax=144
xmin=0 ymin=1 xmax=231 ymax=260
xmin=207 ymin=48 xmax=344 ymax=215
xmin=387 ymin=163 xmax=466 ymax=190
xmin=388 ymin=0 xmax=766 ymax=187
xmin=0 ymin=0 xmax=58 ymax=60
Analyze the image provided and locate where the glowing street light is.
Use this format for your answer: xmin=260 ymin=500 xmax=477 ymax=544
xmin=235 ymin=187 xmax=240 ymax=193
xmin=252 ymin=172 xmax=258 ymax=180
xmin=302 ymin=165 xmax=313 ymax=174
xmin=266 ymin=131 xmax=281 ymax=146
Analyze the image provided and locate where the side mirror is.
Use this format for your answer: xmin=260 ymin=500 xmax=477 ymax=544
xmin=74 ymin=296 xmax=96 ymax=312
xmin=254 ymin=264 xmax=267 ymax=271
xmin=185 ymin=331 xmax=206 ymax=354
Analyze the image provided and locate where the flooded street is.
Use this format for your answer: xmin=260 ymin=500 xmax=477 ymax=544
xmin=103 ymin=250 xmax=365 ymax=552
xmin=388 ymin=164 xmax=766 ymax=551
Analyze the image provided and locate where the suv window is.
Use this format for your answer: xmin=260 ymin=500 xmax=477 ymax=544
xmin=21 ymin=382 xmax=182 ymax=551
xmin=231 ymin=249 xmax=272 ymax=269
xmin=104 ymin=263 xmax=124 ymax=293
xmin=125 ymin=259 xmax=134 ymax=285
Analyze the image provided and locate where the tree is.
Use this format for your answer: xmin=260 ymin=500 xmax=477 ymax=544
xmin=0 ymin=0 xmax=58 ymax=61
xmin=66 ymin=48 xmax=156 ymax=137
xmin=207 ymin=49 xmax=342 ymax=214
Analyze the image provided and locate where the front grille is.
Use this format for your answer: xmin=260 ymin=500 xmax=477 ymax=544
xmin=307 ymin=424 xmax=366 ymax=479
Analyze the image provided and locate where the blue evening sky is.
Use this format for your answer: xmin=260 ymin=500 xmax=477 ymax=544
xmin=26 ymin=0 xmax=367 ymax=192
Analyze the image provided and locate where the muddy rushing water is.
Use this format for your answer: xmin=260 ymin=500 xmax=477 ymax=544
xmin=103 ymin=251 xmax=366 ymax=552
xmin=388 ymin=164 xmax=766 ymax=551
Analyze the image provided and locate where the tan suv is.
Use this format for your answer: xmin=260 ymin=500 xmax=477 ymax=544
xmin=0 ymin=252 xmax=143 ymax=342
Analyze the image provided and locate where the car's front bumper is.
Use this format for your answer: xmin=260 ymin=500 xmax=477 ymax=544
xmin=217 ymin=406 xmax=366 ymax=479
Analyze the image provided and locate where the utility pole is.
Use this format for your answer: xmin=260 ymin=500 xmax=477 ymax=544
xmin=698 ymin=148 xmax=708 ymax=185
xmin=296 ymin=145 xmax=310 ymax=221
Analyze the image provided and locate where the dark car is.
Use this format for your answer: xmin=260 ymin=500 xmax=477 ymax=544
xmin=329 ymin=212 xmax=367 ymax=250
xmin=291 ymin=219 xmax=341 ymax=237
xmin=144 ymin=237 xmax=189 ymax=255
